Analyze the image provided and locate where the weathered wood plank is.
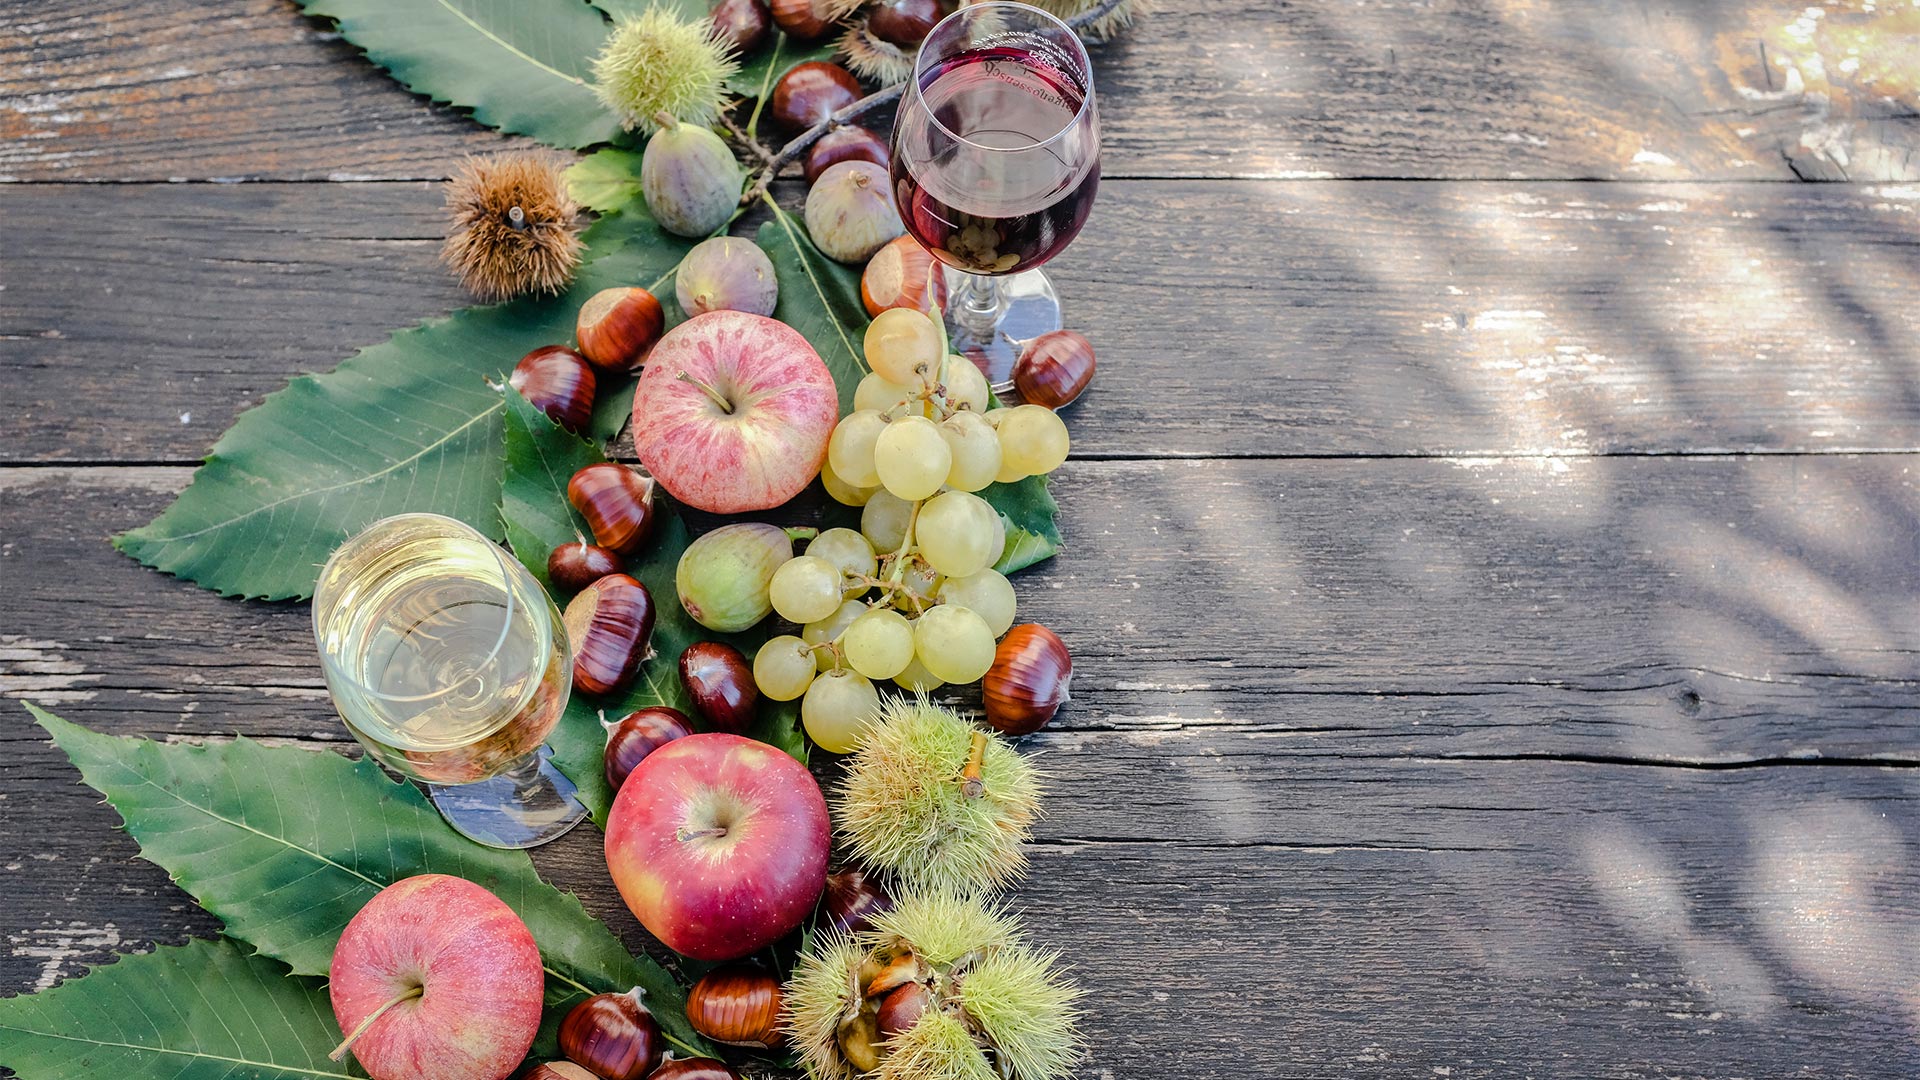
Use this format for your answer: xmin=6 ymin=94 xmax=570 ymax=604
xmin=7 ymin=457 xmax=1920 ymax=766
xmin=6 ymin=721 xmax=1919 ymax=1076
xmin=3 ymin=0 xmax=1916 ymax=182
xmin=5 ymin=180 xmax=1919 ymax=464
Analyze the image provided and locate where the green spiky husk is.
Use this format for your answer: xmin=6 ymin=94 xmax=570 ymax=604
xmin=836 ymin=697 xmax=1041 ymax=893
xmin=871 ymin=889 xmax=1017 ymax=967
xmin=880 ymin=1012 xmax=996 ymax=1080
xmin=591 ymin=6 xmax=740 ymax=132
xmin=1032 ymin=0 xmax=1148 ymax=38
xmin=787 ymin=932 xmax=868 ymax=1080
xmin=837 ymin=22 xmax=914 ymax=83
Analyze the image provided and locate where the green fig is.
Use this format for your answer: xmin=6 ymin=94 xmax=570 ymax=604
xmin=676 ymin=236 xmax=779 ymax=317
xmin=642 ymin=113 xmax=743 ymax=239
xmin=677 ymin=523 xmax=813 ymax=632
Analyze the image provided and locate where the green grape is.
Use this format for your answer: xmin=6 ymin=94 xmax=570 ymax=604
xmin=769 ymin=555 xmax=844 ymax=624
xmin=802 ymin=668 xmax=882 ymax=754
xmin=937 ymin=568 xmax=1017 ymax=637
xmin=893 ymin=653 xmax=945 ymax=692
xmin=842 ymin=607 xmax=915 ymax=680
xmin=806 ymin=527 xmax=878 ymax=596
xmin=874 ymin=414 xmax=952 ymax=501
xmin=996 ymin=404 xmax=1071 ymax=476
xmin=941 ymin=355 xmax=990 ymax=413
xmin=820 ymin=455 xmax=876 ymax=507
xmin=891 ymin=558 xmax=943 ymax=614
xmin=938 ymin=410 xmax=1002 ymax=493
xmin=754 ymin=635 xmax=818 ymax=700
xmin=855 ymin=370 xmax=917 ymax=414
xmin=828 ymin=409 xmax=889 ymax=488
xmin=861 ymin=489 xmax=915 ymax=552
xmin=803 ymin=599 xmax=865 ymax=671
xmin=864 ymin=307 xmax=943 ymax=385
xmin=915 ymin=490 xmax=999 ymax=578
xmin=994 ymin=456 xmax=1029 ymax=484
xmin=982 ymin=511 xmax=1006 ymax=568
xmin=912 ymin=604 xmax=996 ymax=684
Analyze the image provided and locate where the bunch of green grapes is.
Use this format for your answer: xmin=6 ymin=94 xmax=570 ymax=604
xmin=753 ymin=308 xmax=1069 ymax=755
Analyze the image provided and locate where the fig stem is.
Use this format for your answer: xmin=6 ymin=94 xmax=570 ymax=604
xmin=675 ymin=370 xmax=735 ymax=414
xmin=653 ymin=110 xmax=679 ymax=130
xmin=959 ymin=730 xmax=989 ymax=798
xmin=328 ymin=983 xmax=424 ymax=1061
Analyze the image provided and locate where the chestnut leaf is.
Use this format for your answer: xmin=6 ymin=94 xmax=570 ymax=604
xmin=25 ymin=704 xmax=716 ymax=1060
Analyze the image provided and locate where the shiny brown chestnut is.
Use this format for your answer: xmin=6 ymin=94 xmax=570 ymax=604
xmin=576 ymin=287 xmax=665 ymax=373
xmin=982 ymin=623 xmax=1072 ymax=735
xmin=603 ymin=706 xmax=694 ymax=790
xmin=568 ymin=463 xmax=659 ymax=556
xmin=867 ymin=0 xmax=940 ymax=47
xmin=549 ymin=541 xmax=623 ymax=593
xmin=686 ymin=964 xmax=784 ymax=1048
xmin=874 ymin=981 xmax=929 ymax=1040
xmin=770 ymin=61 xmax=862 ymax=132
xmin=564 ymin=573 xmax=656 ymax=696
xmin=647 ymin=1055 xmax=743 ymax=1080
xmin=526 ymin=1063 xmax=600 ymax=1080
xmin=861 ymin=234 xmax=947 ymax=318
xmin=678 ymin=641 xmax=759 ymax=732
xmin=559 ymin=989 xmax=662 ymax=1080
xmin=769 ymin=0 xmax=832 ymax=42
xmin=1012 ymin=330 xmax=1095 ymax=409
xmin=823 ymin=867 xmax=893 ymax=935
xmin=708 ymin=0 xmax=771 ymax=53
xmin=804 ymin=124 xmax=890 ymax=184
xmin=510 ymin=345 xmax=596 ymax=433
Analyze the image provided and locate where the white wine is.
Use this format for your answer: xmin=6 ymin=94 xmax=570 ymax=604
xmin=314 ymin=515 xmax=569 ymax=786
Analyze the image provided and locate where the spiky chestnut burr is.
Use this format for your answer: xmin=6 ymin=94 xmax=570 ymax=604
xmin=784 ymin=891 xmax=1083 ymax=1080
xmin=440 ymin=152 xmax=583 ymax=303
xmin=836 ymin=20 xmax=914 ymax=84
xmin=834 ymin=696 xmax=1040 ymax=893
xmin=592 ymin=6 xmax=741 ymax=133
xmin=1030 ymin=0 xmax=1146 ymax=39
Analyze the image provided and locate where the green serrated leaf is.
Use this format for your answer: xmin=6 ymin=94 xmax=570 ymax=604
xmin=0 ymin=937 xmax=360 ymax=1080
xmin=755 ymin=201 xmax=871 ymax=414
xmin=296 ymin=0 xmax=622 ymax=149
xmin=591 ymin=0 xmax=710 ymax=22
xmin=988 ymin=475 xmax=1063 ymax=574
xmin=502 ymin=387 xmax=603 ymax=594
xmin=568 ymin=147 xmax=649 ymax=214
xmin=115 ymin=215 xmax=693 ymax=601
xmin=25 ymin=704 xmax=713 ymax=1058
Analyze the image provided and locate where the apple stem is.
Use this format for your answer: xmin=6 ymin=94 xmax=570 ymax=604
xmin=959 ymin=731 xmax=989 ymax=798
xmin=328 ymin=983 xmax=425 ymax=1062
xmin=674 ymin=370 xmax=735 ymax=414
xmin=677 ymin=826 xmax=729 ymax=842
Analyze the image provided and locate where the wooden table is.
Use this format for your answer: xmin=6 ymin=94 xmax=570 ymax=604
xmin=5 ymin=2 xmax=1920 ymax=1076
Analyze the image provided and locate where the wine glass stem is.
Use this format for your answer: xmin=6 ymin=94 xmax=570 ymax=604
xmin=950 ymin=270 xmax=1002 ymax=342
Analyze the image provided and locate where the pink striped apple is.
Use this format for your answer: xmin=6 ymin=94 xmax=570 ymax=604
xmin=631 ymin=310 xmax=839 ymax=514
xmin=328 ymin=874 xmax=543 ymax=1080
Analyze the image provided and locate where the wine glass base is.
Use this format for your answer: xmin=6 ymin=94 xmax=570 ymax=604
xmin=426 ymin=745 xmax=588 ymax=849
xmin=940 ymin=264 xmax=1061 ymax=393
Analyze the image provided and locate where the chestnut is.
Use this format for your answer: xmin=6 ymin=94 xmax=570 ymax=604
xmin=836 ymin=1008 xmax=883 ymax=1072
xmin=563 ymin=573 xmax=656 ymax=696
xmin=708 ymin=0 xmax=771 ymax=53
xmin=823 ymin=866 xmax=893 ymax=935
xmin=603 ymin=706 xmax=694 ymax=790
xmin=867 ymin=0 xmax=940 ymax=48
xmin=568 ymin=463 xmax=659 ymax=557
xmin=861 ymin=234 xmax=947 ymax=318
xmin=679 ymin=641 xmax=759 ymax=732
xmin=770 ymin=61 xmax=862 ymax=132
xmin=549 ymin=541 xmax=623 ymax=593
xmin=647 ymin=1057 xmax=742 ymax=1080
xmin=559 ymin=989 xmax=661 ymax=1080
xmin=1012 ymin=330 xmax=1095 ymax=409
xmin=863 ymin=952 xmax=924 ymax=997
xmin=804 ymin=124 xmax=891 ymax=184
xmin=769 ymin=0 xmax=833 ymax=42
xmin=687 ymin=964 xmax=784 ymax=1048
xmin=874 ymin=981 xmax=929 ymax=1040
xmin=510 ymin=345 xmax=596 ymax=433
xmin=576 ymin=287 xmax=664 ymax=373
xmin=527 ymin=1063 xmax=600 ymax=1080
xmin=982 ymin=623 xmax=1071 ymax=735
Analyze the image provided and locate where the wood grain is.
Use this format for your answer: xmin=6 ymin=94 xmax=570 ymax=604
xmin=3 ymin=0 xmax=1916 ymax=182
xmin=5 ymin=179 xmax=1919 ymax=464
xmin=8 ymin=458 xmax=1920 ymax=767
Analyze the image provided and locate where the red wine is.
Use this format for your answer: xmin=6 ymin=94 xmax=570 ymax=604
xmin=892 ymin=45 xmax=1099 ymax=276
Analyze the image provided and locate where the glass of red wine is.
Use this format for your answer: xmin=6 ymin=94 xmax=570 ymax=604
xmin=891 ymin=0 xmax=1099 ymax=386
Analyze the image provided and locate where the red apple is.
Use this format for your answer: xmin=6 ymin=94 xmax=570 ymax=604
xmin=605 ymin=732 xmax=830 ymax=960
xmin=328 ymin=874 xmax=544 ymax=1080
xmin=631 ymin=311 xmax=838 ymax=514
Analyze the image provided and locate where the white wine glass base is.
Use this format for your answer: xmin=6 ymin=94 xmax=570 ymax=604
xmin=425 ymin=745 xmax=588 ymax=849
xmin=941 ymin=264 xmax=1061 ymax=392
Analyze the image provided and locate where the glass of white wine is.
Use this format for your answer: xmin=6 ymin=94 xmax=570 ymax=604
xmin=313 ymin=513 xmax=587 ymax=849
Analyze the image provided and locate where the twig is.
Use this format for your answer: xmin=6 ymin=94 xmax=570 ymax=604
xmin=740 ymin=81 xmax=906 ymax=205
xmin=721 ymin=112 xmax=778 ymax=166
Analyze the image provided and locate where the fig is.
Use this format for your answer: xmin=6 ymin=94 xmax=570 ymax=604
xmin=804 ymin=160 xmax=904 ymax=264
xmin=709 ymin=0 xmax=771 ymax=54
xmin=676 ymin=523 xmax=804 ymax=632
xmin=803 ymin=123 xmax=890 ymax=184
xmin=675 ymin=236 xmax=779 ymax=318
xmin=642 ymin=115 xmax=744 ymax=239
xmin=770 ymin=62 xmax=862 ymax=132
